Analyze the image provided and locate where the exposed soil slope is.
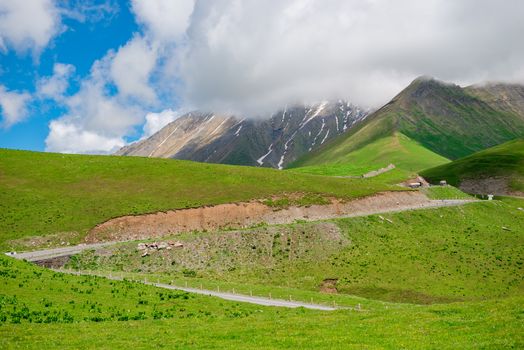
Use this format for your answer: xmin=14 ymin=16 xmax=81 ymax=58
xmin=85 ymin=191 xmax=473 ymax=243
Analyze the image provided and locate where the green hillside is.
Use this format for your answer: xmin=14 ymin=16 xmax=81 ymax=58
xmin=421 ymin=139 xmax=524 ymax=194
xmin=291 ymin=132 xmax=449 ymax=176
xmin=70 ymin=198 xmax=524 ymax=304
xmin=1 ymin=254 xmax=522 ymax=349
xmin=0 ymin=149 xmax=400 ymax=250
xmin=291 ymin=78 xmax=524 ymax=175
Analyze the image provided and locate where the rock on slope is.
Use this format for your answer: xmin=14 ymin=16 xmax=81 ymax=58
xmin=116 ymin=101 xmax=368 ymax=168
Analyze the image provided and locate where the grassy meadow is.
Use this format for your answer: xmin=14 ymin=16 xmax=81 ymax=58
xmin=0 ymin=149 xmax=402 ymax=250
xmin=1 ymin=254 xmax=523 ymax=349
xmin=290 ymin=132 xmax=449 ymax=177
xmin=1 ymin=145 xmax=523 ymax=349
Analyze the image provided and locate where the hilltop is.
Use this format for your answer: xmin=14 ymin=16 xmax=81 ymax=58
xmin=421 ymin=139 xmax=524 ymax=195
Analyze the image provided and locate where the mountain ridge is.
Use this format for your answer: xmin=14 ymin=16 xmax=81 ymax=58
xmin=291 ymin=77 xmax=524 ymax=174
xmin=117 ymin=101 xmax=369 ymax=168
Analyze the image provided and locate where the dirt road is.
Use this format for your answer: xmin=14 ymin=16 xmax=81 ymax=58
xmin=9 ymin=197 xmax=476 ymax=262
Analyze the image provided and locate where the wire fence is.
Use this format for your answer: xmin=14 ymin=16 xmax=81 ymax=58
xmin=57 ymin=268 xmax=367 ymax=311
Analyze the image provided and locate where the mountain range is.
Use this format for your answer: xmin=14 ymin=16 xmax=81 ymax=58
xmin=291 ymin=77 xmax=524 ymax=175
xmin=118 ymin=77 xmax=524 ymax=173
xmin=117 ymin=101 xmax=368 ymax=169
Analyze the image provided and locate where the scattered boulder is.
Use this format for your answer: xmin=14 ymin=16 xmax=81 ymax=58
xmin=138 ymin=241 xmax=184 ymax=256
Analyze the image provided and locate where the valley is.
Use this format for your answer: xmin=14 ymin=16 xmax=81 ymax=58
xmin=1 ymin=77 xmax=523 ymax=349
xmin=2 ymin=2 xmax=524 ymax=348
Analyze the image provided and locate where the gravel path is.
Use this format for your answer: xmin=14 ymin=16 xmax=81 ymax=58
xmin=55 ymin=269 xmax=338 ymax=311
xmin=8 ymin=241 xmax=119 ymax=262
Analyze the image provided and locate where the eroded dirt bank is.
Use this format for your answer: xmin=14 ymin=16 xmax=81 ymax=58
xmin=460 ymin=177 xmax=524 ymax=197
xmin=85 ymin=191 xmax=466 ymax=243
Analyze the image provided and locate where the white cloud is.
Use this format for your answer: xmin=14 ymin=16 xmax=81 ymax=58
xmin=0 ymin=85 xmax=31 ymax=127
xmin=0 ymin=0 xmax=61 ymax=54
xmin=110 ymin=35 xmax=158 ymax=104
xmin=131 ymin=0 xmax=195 ymax=42
xmin=142 ymin=108 xmax=179 ymax=138
xmin=45 ymin=54 xmax=145 ymax=153
xmin=37 ymin=63 xmax=75 ymax=100
xmin=151 ymin=0 xmax=524 ymax=115
xmin=43 ymin=0 xmax=524 ymax=153
xmin=45 ymin=119 xmax=125 ymax=154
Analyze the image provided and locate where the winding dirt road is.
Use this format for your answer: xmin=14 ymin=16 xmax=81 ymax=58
xmin=7 ymin=195 xmax=478 ymax=310
xmin=9 ymin=196 xmax=476 ymax=262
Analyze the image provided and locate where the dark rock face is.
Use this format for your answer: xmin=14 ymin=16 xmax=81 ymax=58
xmin=33 ymin=255 xmax=71 ymax=268
xmin=465 ymin=83 xmax=524 ymax=118
xmin=117 ymin=101 xmax=368 ymax=168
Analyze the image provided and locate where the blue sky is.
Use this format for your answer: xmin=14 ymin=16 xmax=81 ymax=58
xmin=0 ymin=1 xmax=141 ymax=151
xmin=1 ymin=0 xmax=523 ymax=154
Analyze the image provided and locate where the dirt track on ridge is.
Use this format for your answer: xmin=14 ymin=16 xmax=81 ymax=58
xmin=85 ymin=191 xmax=475 ymax=243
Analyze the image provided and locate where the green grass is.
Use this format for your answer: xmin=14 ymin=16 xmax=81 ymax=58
xmin=421 ymin=139 xmax=524 ymax=192
xmin=0 ymin=255 xmax=244 ymax=324
xmin=70 ymin=198 xmax=524 ymax=304
xmin=422 ymin=186 xmax=473 ymax=200
xmin=1 ymin=255 xmax=523 ymax=349
xmin=291 ymin=132 xmax=449 ymax=177
xmin=0 ymin=149 xmax=402 ymax=250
